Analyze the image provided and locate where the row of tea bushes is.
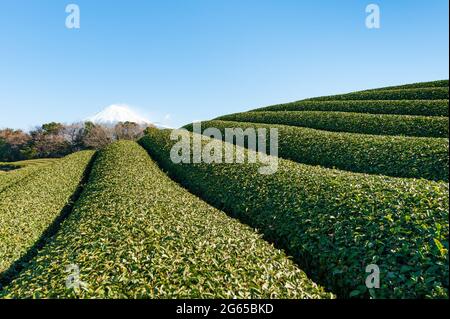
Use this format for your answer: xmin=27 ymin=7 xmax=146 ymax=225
xmin=0 ymin=159 xmax=60 ymax=194
xmin=0 ymin=151 xmax=94 ymax=285
xmin=184 ymin=120 xmax=449 ymax=181
xmin=364 ymin=80 xmax=448 ymax=91
xmin=252 ymin=100 xmax=449 ymax=117
xmin=216 ymin=111 xmax=449 ymax=137
xmin=306 ymin=87 xmax=448 ymax=101
xmin=139 ymin=129 xmax=449 ymax=298
xmin=1 ymin=141 xmax=332 ymax=299
xmin=0 ymin=166 xmax=39 ymax=193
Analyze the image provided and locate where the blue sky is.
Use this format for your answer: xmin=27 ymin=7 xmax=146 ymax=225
xmin=0 ymin=0 xmax=448 ymax=130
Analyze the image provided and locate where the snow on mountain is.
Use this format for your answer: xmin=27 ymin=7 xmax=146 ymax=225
xmin=87 ymin=105 xmax=151 ymax=126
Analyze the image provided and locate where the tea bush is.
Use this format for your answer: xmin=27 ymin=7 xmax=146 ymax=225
xmin=364 ymin=79 xmax=448 ymax=91
xmin=253 ymin=100 xmax=449 ymax=117
xmin=0 ymin=159 xmax=60 ymax=193
xmin=1 ymin=141 xmax=332 ymax=299
xmin=0 ymin=151 xmax=94 ymax=283
xmin=139 ymin=129 xmax=449 ymax=299
xmin=184 ymin=120 xmax=449 ymax=181
xmin=216 ymin=111 xmax=449 ymax=137
xmin=307 ymin=87 xmax=448 ymax=101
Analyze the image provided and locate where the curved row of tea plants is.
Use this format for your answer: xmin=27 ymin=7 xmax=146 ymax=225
xmin=252 ymin=100 xmax=449 ymax=117
xmin=0 ymin=159 xmax=60 ymax=194
xmin=1 ymin=141 xmax=332 ymax=299
xmin=0 ymin=166 xmax=39 ymax=193
xmin=0 ymin=151 xmax=94 ymax=285
xmin=307 ymin=87 xmax=448 ymax=101
xmin=365 ymin=79 xmax=448 ymax=91
xmin=216 ymin=111 xmax=449 ymax=137
xmin=8 ymin=158 xmax=60 ymax=168
xmin=184 ymin=120 xmax=449 ymax=181
xmin=139 ymin=129 xmax=449 ymax=299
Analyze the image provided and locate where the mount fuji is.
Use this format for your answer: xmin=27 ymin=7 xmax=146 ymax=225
xmin=86 ymin=105 xmax=152 ymax=126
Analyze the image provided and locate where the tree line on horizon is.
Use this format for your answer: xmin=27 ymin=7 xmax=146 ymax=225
xmin=0 ymin=121 xmax=153 ymax=162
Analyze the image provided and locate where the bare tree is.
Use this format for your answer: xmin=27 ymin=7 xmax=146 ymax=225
xmin=28 ymin=124 xmax=71 ymax=158
xmin=82 ymin=124 xmax=114 ymax=150
xmin=114 ymin=121 xmax=146 ymax=140
xmin=0 ymin=129 xmax=31 ymax=161
xmin=63 ymin=122 xmax=85 ymax=151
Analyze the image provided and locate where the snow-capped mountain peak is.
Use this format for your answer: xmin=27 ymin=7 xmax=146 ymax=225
xmin=87 ymin=105 xmax=151 ymax=125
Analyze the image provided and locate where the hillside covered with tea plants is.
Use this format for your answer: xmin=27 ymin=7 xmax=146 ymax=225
xmin=0 ymin=80 xmax=448 ymax=299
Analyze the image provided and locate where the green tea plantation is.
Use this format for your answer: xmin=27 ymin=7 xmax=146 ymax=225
xmin=0 ymin=80 xmax=448 ymax=299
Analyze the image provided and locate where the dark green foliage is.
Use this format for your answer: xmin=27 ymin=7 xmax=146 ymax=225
xmin=0 ymin=151 xmax=94 ymax=279
xmin=216 ymin=111 xmax=449 ymax=137
xmin=41 ymin=122 xmax=64 ymax=135
xmin=1 ymin=141 xmax=332 ymax=299
xmin=365 ymin=80 xmax=448 ymax=91
xmin=139 ymin=130 xmax=449 ymax=299
xmin=184 ymin=120 xmax=449 ymax=181
xmin=307 ymin=87 xmax=448 ymax=101
xmin=252 ymin=100 xmax=449 ymax=116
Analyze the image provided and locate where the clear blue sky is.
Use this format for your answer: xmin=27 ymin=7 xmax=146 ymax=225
xmin=0 ymin=0 xmax=448 ymax=130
